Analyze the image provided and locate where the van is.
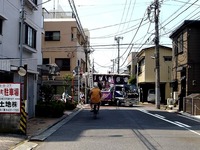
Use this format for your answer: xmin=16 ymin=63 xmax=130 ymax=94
xmin=147 ymin=89 xmax=155 ymax=102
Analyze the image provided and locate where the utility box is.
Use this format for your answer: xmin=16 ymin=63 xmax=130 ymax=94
xmin=183 ymin=93 xmax=200 ymax=115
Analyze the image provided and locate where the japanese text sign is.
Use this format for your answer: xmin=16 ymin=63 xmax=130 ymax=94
xmin=0 ymin=83 xmax=21 ymax=113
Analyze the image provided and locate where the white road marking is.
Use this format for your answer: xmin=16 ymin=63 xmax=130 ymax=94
xmin=154 ymin=114 xmax=165 ymax=119
xmin=174 ymin=121 xmax=191 ymax=128
xmin=137 ymin=108 xmax=200 ymax=136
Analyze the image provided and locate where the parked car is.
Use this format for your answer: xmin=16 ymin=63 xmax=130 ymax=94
xmin=147 ymin=89 xmax=155 ymax=102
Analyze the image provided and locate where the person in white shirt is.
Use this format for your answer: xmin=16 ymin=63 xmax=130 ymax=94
xmin=80 ymin=90 xmax=85 ymax=104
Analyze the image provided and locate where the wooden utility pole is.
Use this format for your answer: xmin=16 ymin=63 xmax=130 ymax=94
xmin=154 ymin=0 xmax=160 ymax=109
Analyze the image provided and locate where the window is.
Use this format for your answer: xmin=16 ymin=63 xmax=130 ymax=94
xmin=45 ymin=31 xmax=60 ymax=41
xmin=173 ymin=41 xmax=178 ymax=55
xmin=163 ymin=56 xmax=172 ymax=61
xmin=43 ymin=58 xmax=49 ymax=64
xmin=71 ymin=27 xmax=76 ymax=41
xmin=174 ymin=33 xmax=183 ymax=55
xmin=0 ymin=19 xmax=2 ymax=35
xmin=55 ymin=58 xmax=70 ymax=71
xmin=25 ymin=24 xmax=36 ymax=48
xmin=138 ymin=57 xmax=145 ymax=74
xmin=71 ymin=33 xmax=74 ymax=41
xmin=177 ymin=33 xmax=183 ymax=53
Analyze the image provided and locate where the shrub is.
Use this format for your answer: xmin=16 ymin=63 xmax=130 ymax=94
xmin=35 ymin=100 xmax=65 ymax=118
xmin=39 ymin=84 xmax=55 ymax=103
xmin=65 ymin=101 xmax=77 ymax=110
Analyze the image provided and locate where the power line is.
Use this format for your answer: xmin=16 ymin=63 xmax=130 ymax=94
xmin=160 ymin=0 xmax=198 ymax=30
xmin=94 ymin=62 xmax=111 ymax=68
xmin=118 ymin=9 xmax=148 ymax=67
xmin=91 ymin=21 xmax=149 ymax=39
xmin=68 ymin=0 xmax=87 ymax=42
xmin=88 ymin=18 xmax=142 ymax=32
xmin=116 ymin=0 xmax=128 ymax=34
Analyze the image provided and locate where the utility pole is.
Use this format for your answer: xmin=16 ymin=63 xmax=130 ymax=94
xmin=77 ymin=60 xmax=80 ymax=104
xmin=154 ymin=0 xmax=160 ymax=109
xmin=20 ymin=0 xmax=24 ymax=70
xmin=115 ymin=36 xmax=123 ymax=74
xmin=84 ymin=36 xmax=89 ymax=72
xmin=111 ymin=59 xmax=115 ymax=73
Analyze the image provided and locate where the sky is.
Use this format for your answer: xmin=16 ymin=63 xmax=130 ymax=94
xmin=42 ymin=0 xmax=200 ymax=73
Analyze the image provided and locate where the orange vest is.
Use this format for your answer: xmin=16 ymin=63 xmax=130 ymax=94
xmin=90 ymin=88 xmax=102 ymax=103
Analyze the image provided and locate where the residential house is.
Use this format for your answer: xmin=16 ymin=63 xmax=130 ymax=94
xmin=41 ymin=11 xmax=89 ymax=100
xmin=136 ymin=45 xmax=172 ymax=103
xmin=170 ymin=20 xmax=200 ymax=111
xmin=0 ymin=0 xmax=43 ymax=131
xmin=127 ymin=52 xmax=138 ymax=77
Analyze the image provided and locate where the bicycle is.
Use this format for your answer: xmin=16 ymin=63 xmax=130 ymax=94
xmin=92 ymin=103 xmax=99 ymax=119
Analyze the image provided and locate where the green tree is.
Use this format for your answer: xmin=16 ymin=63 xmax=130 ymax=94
xmin=40 ymin=84 xmax=54 ymax=103
xmin=128 ymin=75 xmax=136 ymax=84
xmin=63 ymin=74 xmax=74 ymax=95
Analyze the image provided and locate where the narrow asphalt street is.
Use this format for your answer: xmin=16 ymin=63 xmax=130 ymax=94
xmin=10 ymin=103 xmax=200 ymax=150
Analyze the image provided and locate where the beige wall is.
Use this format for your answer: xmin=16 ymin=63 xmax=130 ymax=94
xmin=42 ymin=20 xmax=77 ymax=47
xmin=42 ymin=19 xmax=86 ymax=79
xmin=144 ymin=49 xmax=156 ymax=82
xmin=138 ymin=47 xmax=172 ymax=83
xmin=160 ymin=48 xmax=173 ymax=82
xmin=137 ymin=52 xmax=145 ymax=82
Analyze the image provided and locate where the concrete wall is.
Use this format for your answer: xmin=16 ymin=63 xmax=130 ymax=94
xmin=0 ymin=114 xmax=21 ymax=133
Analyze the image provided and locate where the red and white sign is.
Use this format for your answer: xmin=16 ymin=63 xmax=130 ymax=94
xmin=0 ymin=83 xmax=21 ymax=113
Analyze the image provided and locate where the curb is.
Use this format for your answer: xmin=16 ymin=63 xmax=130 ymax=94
xmin=176 ymin=111 xmax=200 ymax=122
xmin=12 ymin=140 xmax=38 ymax=150
xmin=30 ymin=107 xmax=82 ymax=141
xmin=27 ymin=113 xmax=68 ymax=140
xmin=11 ymin=106 xmax=82 ymax=150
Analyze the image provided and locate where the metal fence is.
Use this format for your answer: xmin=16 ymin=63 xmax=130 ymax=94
xmin=183 ymin=93 xmax=200 ymax=115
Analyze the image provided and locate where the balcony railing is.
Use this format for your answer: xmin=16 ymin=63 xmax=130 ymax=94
xmin=43 ymin=12 xmax=75 ymax=19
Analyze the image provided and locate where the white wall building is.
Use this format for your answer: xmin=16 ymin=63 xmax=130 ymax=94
xmin=0 ymin=0 xmax=43 ymax=131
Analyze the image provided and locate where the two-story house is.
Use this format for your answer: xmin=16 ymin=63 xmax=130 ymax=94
xmin=170 ymin=20 xmax=200 ymax=111
xmin=136 ymin=45 xmax=172 ymax=103
xmin=41 ymin=11 xmax=89 ymax=99
xmin=0 ymin=0 xmax=43 ymax=131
